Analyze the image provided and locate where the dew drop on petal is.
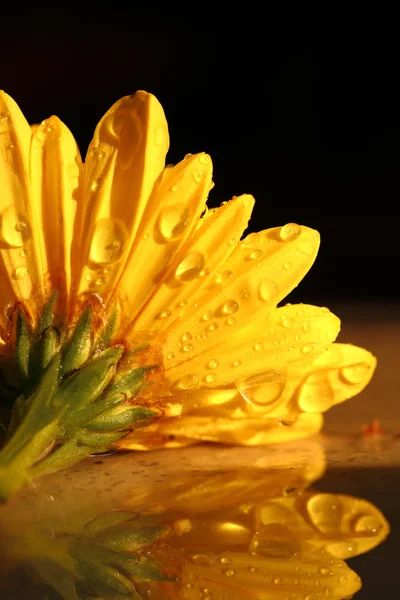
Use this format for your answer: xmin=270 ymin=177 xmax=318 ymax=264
xmin=13 ymin=265 xmax=29 ymax=280
xmin=182 ymin=343 xmax=194 ymax=352
xmin=206 ymin=322 xmax=219 ymax=332
xmin=199 ymin=153 xmax=211 ymax=165
xmin=203 ymin=373 xmax=217 ymax=384
xmin=0 ymin=205 xmax=31 ymax=248
xmin=156 ymin=309 xmax=171 ymax=319
xmin=167 ymin=352 xmax=175 ymax=360
xmin=192 ymin=554 xmax=213 ymax=566
xmin=181 ymin=332 xmax=193 ymax=342
xmin=19 ymin=248 xmax=29 ymax=258
xmin=232 ymin=359 xmax=242 ymax=368
xmin=215 ymin=270 xmax=233 ymax=285
xmin=283 ymin=261 xmax=292 ymax=270
xmin=353 ymin=515 xmax=383 ymax=535
xmin=95 ymin=276 xmax=107 ymax=286
xmin=175 ymin=252 xmax=205 ymax=282
xmin=247 ymin=249 xmax=263 ymax=260
xmin=236 ymin=371 xmax=286 ymax=408
xmin=254 ymin=342 xmax=264 ymax=351
xmin=225 ymin=316 xmax=237 ymax=326
xmin=207 ymin=359 xmax=219 ymax=369
xmin=157 ymin=203 xmax=190 ymax=241
xmin=177 ymin=375 xmax=198 ymax=390
xmin=192 ymin=169 xmax=204 ymax=183
xmin=282 ymin=317 xmax=295 ymax=328
xmin=340 ymin=363 xmax=371 ymax=384
xmin=90 ymin=218 xmax=127 ymax=265
xmin=301 ymin=343 xmax=315 ymax=355
xmin=222 ymin=300 xmax=239 ymax=315
xmin=279 ymin=223 xmax=301 ymax=241
xmin=258 ymin=279 xmax=278 ymax=302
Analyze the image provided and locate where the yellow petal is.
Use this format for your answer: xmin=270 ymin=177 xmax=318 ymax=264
xmin=165 ymin=224 xmax=320 ymax=359
xmin=181 ymin=547 xmax=361 ymax=600
xmin=30 ymin=116 xmax=82 ymax=312
xmin=73 ymin=91 xmax=169 ymax=301
xmin=115 ymin=152 xmax=213 ymax=330
xmin=0 ymin=92 xmax=47 ymax=320
xmin=304 ymin=492 xmax=390 ymax=559
xmin=132 ymin=194 xmax=254 ymax=332
xmin=166 ymin=304 xmax=341 ymax=389
xmin=120 ymin=412 xmax=323 ymax=449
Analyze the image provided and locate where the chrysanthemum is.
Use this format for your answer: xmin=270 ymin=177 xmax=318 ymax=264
xmin=0 ymin=90 xmax=376 ymax=498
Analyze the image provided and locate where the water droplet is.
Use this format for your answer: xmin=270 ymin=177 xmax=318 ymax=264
xmin=232 ymin=359 xmax=241 ymax=368
xmin=175 ymin=252 xmax=205 ymax=282
xmin=247 ymin=249 xmax=263 ymax=260
xmin=91 ymin=177 xmax=104 ymax=192
xmin=307 ymin=494 xmax=344 ymax=534
xmin=199 ymin=267 xmax=210 ymax=277
xmin=319 ymin=567 xmax=333 ymax=576
xmin=258 ymin=279 xmax=278 ymax=302
xmin=19 ymin=248 xmax=29 ymax=258
xmin=85 ymin=273 xmax=93 ymax=281
xmin=354 ymin=515 xmax=383 ymax=535
xmin=226 ymin=316 xmax=237 ymax=326
xmin=204 ymin=373 xmax=217 ymax=384
xmin=224 ymin=570 xmax=235 ymax=577
xmin=0 ymin=112 xmax=10 ymax=132
xmin=254 ymin=342 xmax=264 ymax=351
xmin=13 ymin=265 xmax=29 ymax=280
xmin=89 ymin=218 xmax=128 ymax=265
xmin=181 ymin=332 xmax=193 ymax=342
xmin=167 ymin=352 xmax=175 ymax=360
xmin=215 ymin=270 xmax=233 ymax=285
xmin=177 ymin=375 xmax=198 ymax=389
xmin=250 ymin=522 xmax=298 ymax=559
xmin=0 ymin=205 xmax=31 ymax=249
xmin=241 ymin=288 xmax=250 ymax=298
xmin=222 ymin=300 xmax=239 ymax=315
xmin=95 ymin=276 xmax=106 ymax=286
xmin=279 ymin=223 xmax=301 ymax=241
xmin=184 ymin=153 xmax=193 ymax=160
xmin=229 ymin=237 xmax=236 ymax=245
xmin=156 ymin=309 xmax=171 ymax=319
xmin=207 ymin=359 xmax=219 ymax=369
xmin=170 ymin=181 xmax=182 ymax=193
xmin=206 ymin=322 xmax=219 ymax=332
xmin=340 ymin=363 xmax=371 ymax=384
xmin=202 ymin=311 xmax=214 ymax=321
xmin=339 ymin=576 xmax=348 ymax=585
xmin=273 ymin=578 xmax=283 ymax=585
xmin=182 ymin=343 xmax=194 ymax=352
xmin=220 ymin=557 xmax=231 ymax=565
xmin=283 ymin=261 xmax=292 ymax=270
xmin=157 ymin=203 xmax=190 ymax=241
xmin=143 ymin=232 xmax=150 ymax=240
xmin=236 ymin=371 xmax=286 ymax=408
xmin=192 ymin=169 xmax=204 ymax=183
xmin=282 ymin=317 xmax=295 ymax=328
xmin=303 ymin=320 xmax=311 ymax=332
xmin=192 ymin=554 xmax=213 ymax=566
xmin=199 ymin=153 xmax=211 ymax=165
xmin=302 ymin=343 xmax=315 ymax=355
xmin=298 ymin=374 xmax=335 ymax=412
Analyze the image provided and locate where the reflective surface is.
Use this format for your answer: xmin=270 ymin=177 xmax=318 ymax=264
xmin=0 ymin=438 xmax=393 ymax=599
xmin=1 ymin=304 xmax=398 ymax=599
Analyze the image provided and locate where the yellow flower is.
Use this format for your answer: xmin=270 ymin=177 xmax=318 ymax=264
xmin=0 ymin=90 xmax=376 ymax=497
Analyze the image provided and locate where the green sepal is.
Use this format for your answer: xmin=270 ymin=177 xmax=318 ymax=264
xmin=84 ymin=511 xmax=139 ymax=535
xmin=32 ymin=438 xmax=99 ymax=476
xmin=86 ymin=405 xmax=158 ymax=432
xmin=98 ymin=303 xmax=121 ymax=349
xmin=38 ymin=290 xmax=58 ymax=335
xmin=74 ymin=428 xmax=127 ymax=447
xmin=93 ymin=523 xmax=167 ymax=552
xmin=121 ymin=555 xmax=166 ymax=582
xmin=15 ymin=309 xmax=31 ymax=382
xmin=60 ymin=393 xmax=125 ymax=431
xmin=41 ymin=328 xmax=60 ymax=369
xmin=61 ymin=307 xmax=93 ymax=376
xmin=57 ymin=346 xmax=124 ymax=413
xmin=106 ymin=366 xmax=148 ymax=400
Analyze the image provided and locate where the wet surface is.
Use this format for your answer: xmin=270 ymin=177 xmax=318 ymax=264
xmin=0 ymin=305 xmax=399 ymax=598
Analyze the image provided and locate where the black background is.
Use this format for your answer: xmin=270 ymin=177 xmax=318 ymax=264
xmin=1 ymin=6 xmax=399 ymax=306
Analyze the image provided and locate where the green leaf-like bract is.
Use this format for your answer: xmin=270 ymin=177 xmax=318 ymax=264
xmin=0 ymin=298 xmax=160 ymax=500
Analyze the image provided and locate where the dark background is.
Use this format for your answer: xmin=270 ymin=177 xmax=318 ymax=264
xmin=1 ymin=6 xmax=399 ymax=306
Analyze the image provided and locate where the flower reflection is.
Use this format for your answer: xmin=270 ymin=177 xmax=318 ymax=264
xmin=0 ymin=443 xmax=389 ymax=599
